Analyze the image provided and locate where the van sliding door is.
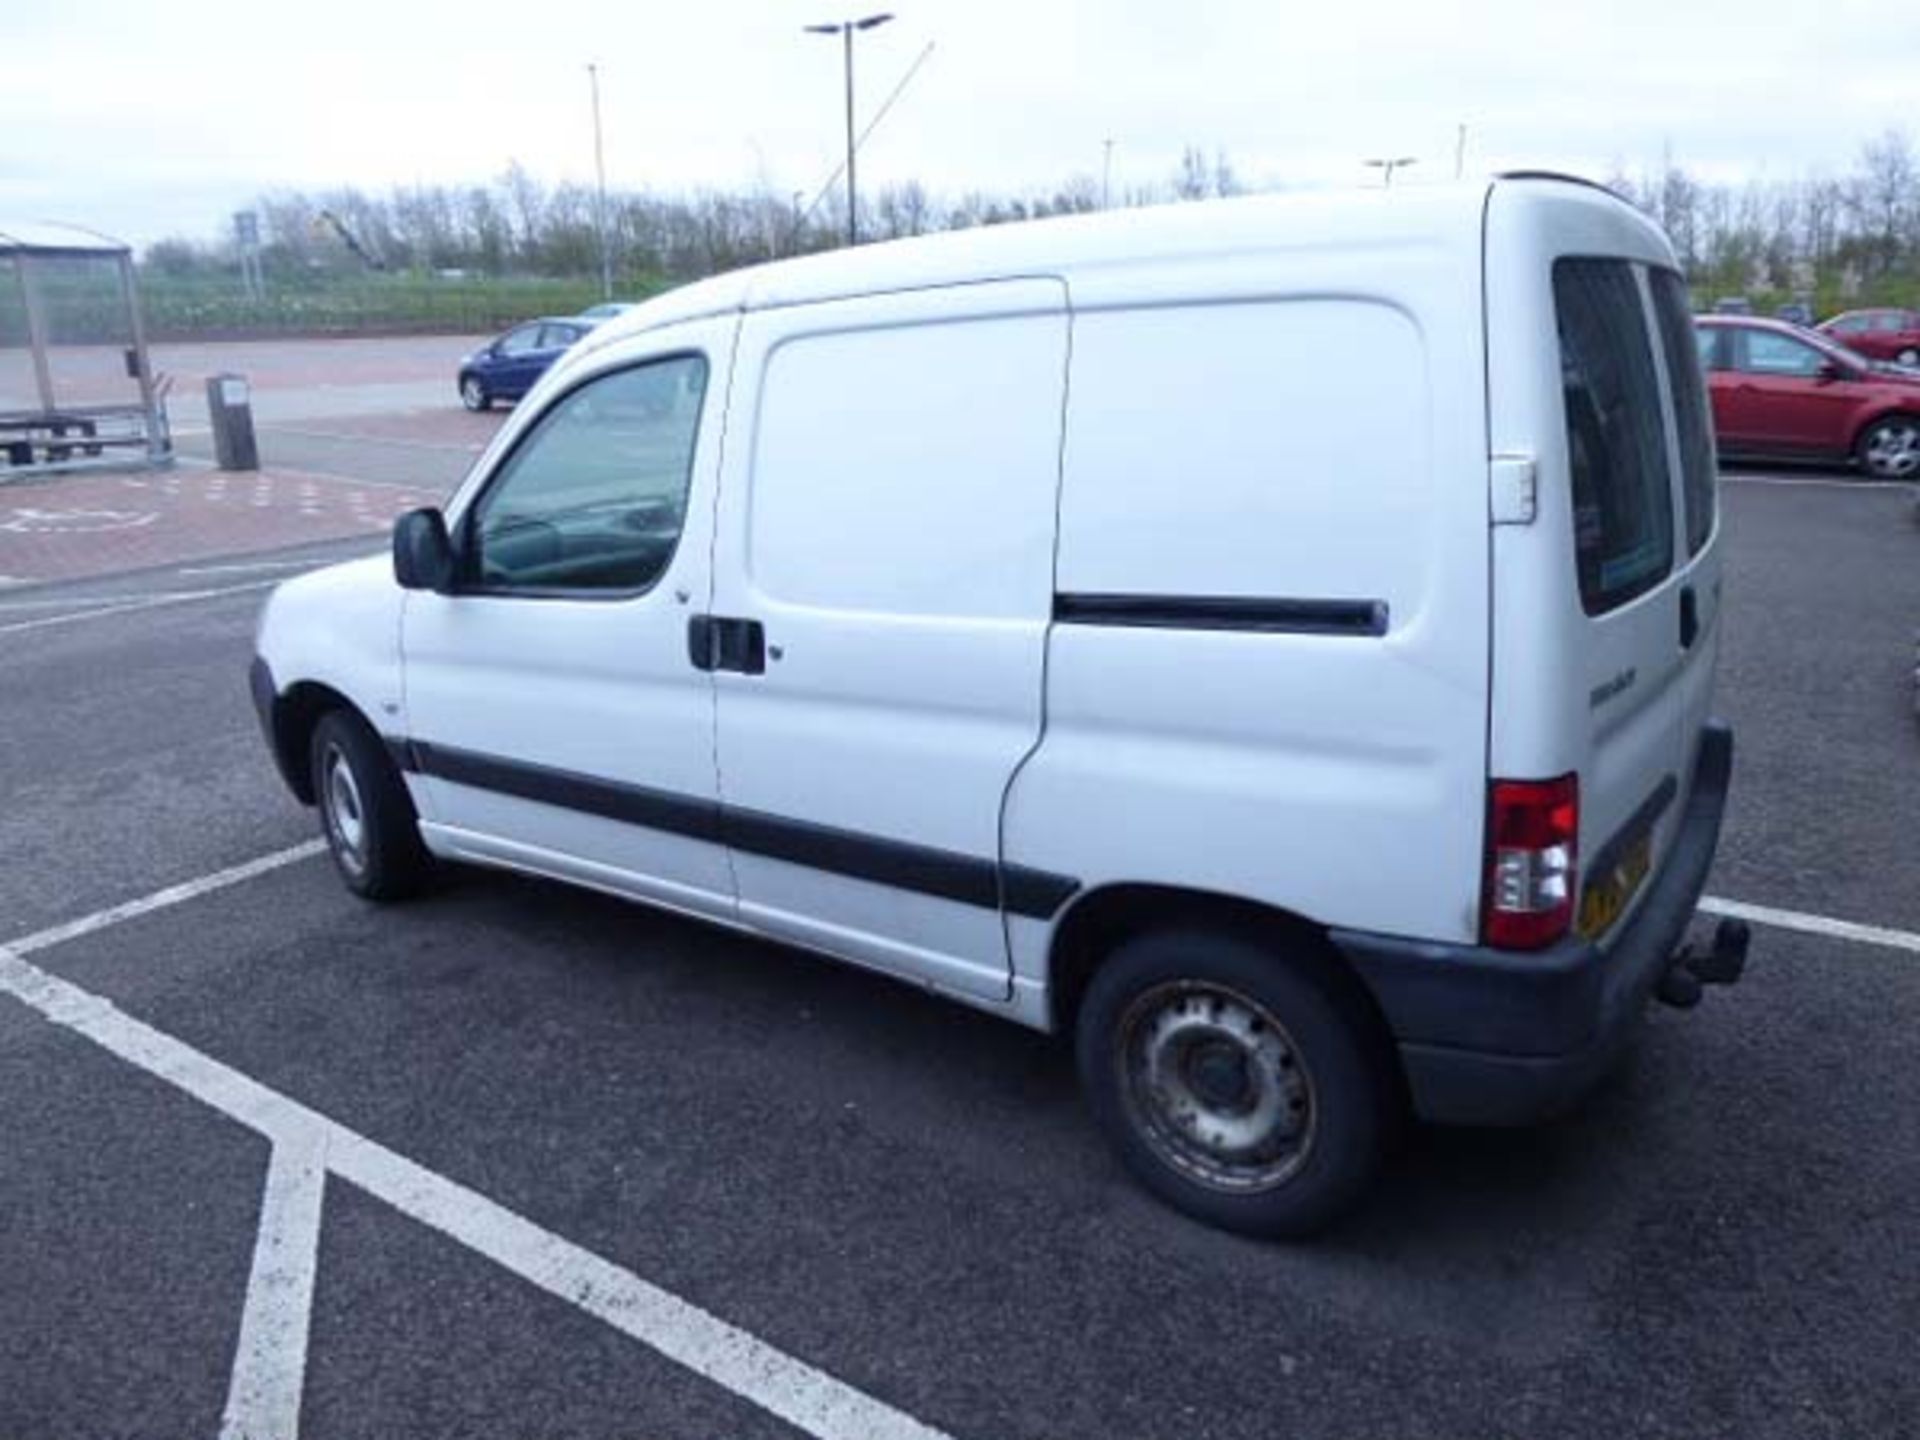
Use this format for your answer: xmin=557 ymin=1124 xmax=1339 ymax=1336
xmin=704 ymin=279 xmax=1070 ymax=1002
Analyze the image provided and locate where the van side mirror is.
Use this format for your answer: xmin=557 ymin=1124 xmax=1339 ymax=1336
xmin=393 ymin=507 xmax=455 ymax=592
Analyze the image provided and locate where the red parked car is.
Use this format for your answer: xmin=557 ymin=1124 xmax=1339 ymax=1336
xmin=1694 ymin=316 xmax=1920 ymax=480
xmin=1817 ymin=308 xmax=1920 ymax=367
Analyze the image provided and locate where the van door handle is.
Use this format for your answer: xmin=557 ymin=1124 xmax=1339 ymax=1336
xmin=1679 ymin=587 xmax=1699 ymax=649
xmin=687 ymin=614 xmax=719 ymax=671
xmin=725 ymin=618 xmax=767 ymax=675
xmin=687 ymin=615 xmax=766 ymax=675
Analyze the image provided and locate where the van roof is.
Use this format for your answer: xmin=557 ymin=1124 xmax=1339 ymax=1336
xmin=593 ymin=174 xmax=1651 ymax=341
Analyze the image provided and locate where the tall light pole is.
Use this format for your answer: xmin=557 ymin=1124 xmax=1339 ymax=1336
xmin=805 ymin=13 xmax=893 ymax=246
xmin=1364 ymin=155 xmax=1419 ymax=188
xmin=587 ymin=62 xmax=612 ymax=300
xmin=1102 ymin=137 xmax=1115 ymax=209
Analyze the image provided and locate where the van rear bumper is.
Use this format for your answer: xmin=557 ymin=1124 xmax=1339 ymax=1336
xmin=1331 ymin=721 xmax=1735 ymax=1127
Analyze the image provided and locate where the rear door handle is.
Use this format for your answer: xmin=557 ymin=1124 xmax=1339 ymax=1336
xmin=1679 ymin=586 xmax=1699 ymax=649
xmin=687 ymin=615 xmax=766 ymax=675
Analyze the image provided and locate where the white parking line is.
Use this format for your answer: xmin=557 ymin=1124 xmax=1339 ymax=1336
xmin=0 ymin=558 xmax=359 ymax=615
xmin=0 ymin=593 xmax=157 ymax=613
xmin=179 ymin=557 xmax=369 ymax=577
xmin=0 ymin=849 xmax=957 ymax=1440
xmin=0 ymin=580 xmax=281 ymax=637
xmin=1701 ymin=895 xmax=1920 ymax=956
xmin=11 ymin=847 xmax=1914 ymax=1440
xmin=220 ymin=1129 xmax=329 ymax=1440
xmin=7 ymin=842 xmax=327 ymax=955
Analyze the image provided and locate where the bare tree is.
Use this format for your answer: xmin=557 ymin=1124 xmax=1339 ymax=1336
xmin=1851 ymin=129 xmax=1917 ymax=277
xmin=1211 ymin=149 xmax=1242 ymax=199
xmin=499 ymin=161 xmax=546 ymax=267
xmin=141 ymin=137 xmax=1920 ymax=314
xmin=1172 ymin=146 xmax=1211 ymax=201
xmin=874 ymin=180 xmax=935 ymax=240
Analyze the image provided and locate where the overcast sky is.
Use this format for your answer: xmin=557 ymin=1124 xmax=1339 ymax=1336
xmin=4 ymin=0 xmax=1918 ymax=247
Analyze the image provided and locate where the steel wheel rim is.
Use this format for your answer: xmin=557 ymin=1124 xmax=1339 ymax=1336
xmin=1866 ymin=423 xmax=1920 ymax=479
xmin=1116 ymin=980 xmax=1316 ymax=1193
xmin=322 ymin=744 xmax=368 ymax=874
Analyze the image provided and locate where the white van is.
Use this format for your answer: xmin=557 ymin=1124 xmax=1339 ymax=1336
xmin=250 ymin=175 xmax=1747 ymax=1236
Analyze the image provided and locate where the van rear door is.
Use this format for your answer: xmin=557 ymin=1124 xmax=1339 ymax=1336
xmin=1644 ymin=269 xmax=1724 ymax=806
xmin=1484 ymin=181 xmax=1709 ymax=949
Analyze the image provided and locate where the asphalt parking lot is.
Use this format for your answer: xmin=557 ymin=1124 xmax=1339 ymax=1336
xmin=3 ymin=341 xmax=1919 ymax=1439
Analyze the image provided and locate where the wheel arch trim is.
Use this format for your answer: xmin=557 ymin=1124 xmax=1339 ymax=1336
xmin=1044 ymin=882 xmax=1395 ymax=1045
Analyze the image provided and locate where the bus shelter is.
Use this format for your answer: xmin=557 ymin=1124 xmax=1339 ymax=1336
xmin=0 ymin=221 xmax=170 ymax=478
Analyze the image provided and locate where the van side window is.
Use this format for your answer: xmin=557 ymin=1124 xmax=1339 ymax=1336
xmin=465 ymin=354 xmax=708 ymax=595
xmin=1554 ymin=259 xmax=1675 ymax=615
xmin=1650 ymin=270 xmax=1717 ymax=556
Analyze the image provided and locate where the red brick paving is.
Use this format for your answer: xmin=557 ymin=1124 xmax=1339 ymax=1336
xmin=0 ymin=465 xmax=439 ymax=586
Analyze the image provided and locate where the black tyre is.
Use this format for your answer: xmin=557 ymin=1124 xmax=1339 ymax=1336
xmin=1076 ymin=926 xmax=1398 ymax=1238
xmin=459 ymin=374 xmax=491 ymax=412
xmin=1857 ymin=415 xmax=1920 ymax=481
xmin=309 ymin=710 xmax=430 ymax=901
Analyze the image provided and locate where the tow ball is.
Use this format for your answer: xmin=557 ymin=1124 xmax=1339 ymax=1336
xmin=1656 ymin=918 xmax=1752 ymax=1010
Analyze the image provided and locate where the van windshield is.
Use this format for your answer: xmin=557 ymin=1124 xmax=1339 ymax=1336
xmin=1554 ymin=259 xmax=1676 ymax=614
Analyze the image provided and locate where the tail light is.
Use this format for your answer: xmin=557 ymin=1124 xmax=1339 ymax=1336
xmin=1483 ymin=775 xmax=1579 ymax=950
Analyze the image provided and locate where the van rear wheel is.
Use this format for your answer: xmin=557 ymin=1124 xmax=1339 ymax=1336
xmin=1075 ymin=927 xmax=1396 ymax=1237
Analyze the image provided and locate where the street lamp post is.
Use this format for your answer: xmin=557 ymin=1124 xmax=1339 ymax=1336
xmin=805 ymin=13 xmax=893 ymax=246
xmin=587 ymin=62 xmax=612 ymax=301
xmin=1364 ymin=156 xmax=1419 ymax=188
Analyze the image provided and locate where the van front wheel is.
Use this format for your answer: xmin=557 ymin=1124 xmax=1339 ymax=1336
xmin=309 ymin=710 xmax=430 ymax=901
xmin=1075 ymin=927 xmax=1395 ymax=1237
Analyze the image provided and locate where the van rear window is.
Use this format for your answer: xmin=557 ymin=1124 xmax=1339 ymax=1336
xmin=1553 ymin=259 xmax=1675 ymax=614
xmin=1648 ymin=269 xmax=1718 ymax=555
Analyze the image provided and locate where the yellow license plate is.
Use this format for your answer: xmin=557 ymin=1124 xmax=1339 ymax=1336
xmin=1578 ymin=832 xmax=1653 ymax=939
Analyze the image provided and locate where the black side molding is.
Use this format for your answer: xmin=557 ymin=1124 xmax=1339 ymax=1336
xmin=407 ymin=741 xmax=723 ymax=843
xmin=393 ymin=739 xmax=1079 ymax=920
xmin=1053 ymin=593 xmax=1388 ymax=638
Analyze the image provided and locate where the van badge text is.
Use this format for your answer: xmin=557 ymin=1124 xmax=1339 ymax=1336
xmin=1590 ymin=667 xmax=1637 ymax=709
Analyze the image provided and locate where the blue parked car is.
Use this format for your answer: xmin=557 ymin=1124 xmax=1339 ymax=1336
xmin=458 ymin=317 xmax=593 ymax=411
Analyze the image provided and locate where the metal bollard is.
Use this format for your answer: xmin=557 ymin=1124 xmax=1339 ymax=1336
xmin=206 ymin=373 xmax=259 ymax=471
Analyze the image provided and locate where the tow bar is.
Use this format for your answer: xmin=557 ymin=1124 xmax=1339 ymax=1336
xmin=1656 ymin=918 xmax=1752 ymax=1010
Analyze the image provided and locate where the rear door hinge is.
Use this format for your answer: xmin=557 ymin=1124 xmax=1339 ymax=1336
xmin=1490 ymin=454 xmax=1538 ymax=526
